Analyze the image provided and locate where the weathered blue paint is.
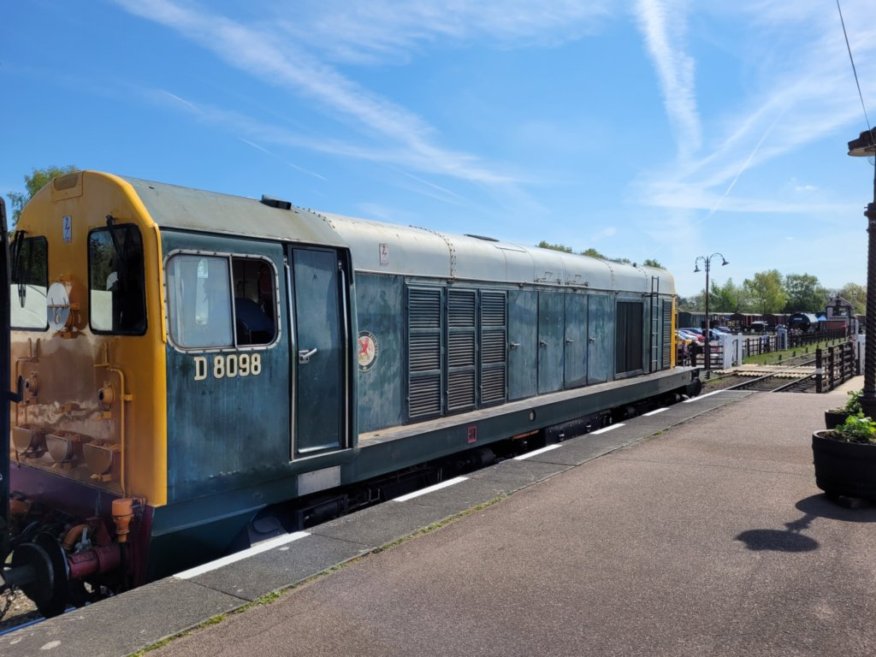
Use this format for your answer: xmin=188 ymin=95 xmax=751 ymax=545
xmin=508 ymin=290 xmax=538 ymax=401
xmin=538 ymin=291 xmax=565 ymax=394
xmin=564 ymin=292 xmax=588 ymax=388
xmin=348 ymin=366 xmax=696 ymax=483
xmin=163 ymin=231 xmax=291 ymax=503
xmin=587 ymin=294 xmax=613 ymax=384
xmin=355 ymin=273 xmax=404 ymax=433
xmin=289 ymin=246 xmax=346 ymax=455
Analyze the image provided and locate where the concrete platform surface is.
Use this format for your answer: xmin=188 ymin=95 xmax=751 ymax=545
xmin=6 ymin=388 xmax=874 ymax=656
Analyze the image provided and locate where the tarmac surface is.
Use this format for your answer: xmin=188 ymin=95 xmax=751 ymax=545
xmin=4 ymin=384 xmax=876 ymax=657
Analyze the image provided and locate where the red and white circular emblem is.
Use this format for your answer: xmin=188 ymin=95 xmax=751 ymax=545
xmin=358 ymin=331 xmax=378 ymax=371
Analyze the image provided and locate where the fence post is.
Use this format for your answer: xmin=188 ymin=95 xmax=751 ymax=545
xmin=816 ymin=348 xmax=823 ymax=393
xmin=846 ymin=343 xmax=854 ymax=382
xmin=828 ymin=347 xmax=835 ymax=391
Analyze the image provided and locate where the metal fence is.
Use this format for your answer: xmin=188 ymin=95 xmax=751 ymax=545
xmin=815 ymin=342 xmax=859 ymax=392
xmin=741 ymin=329 xmax=848 ymax=359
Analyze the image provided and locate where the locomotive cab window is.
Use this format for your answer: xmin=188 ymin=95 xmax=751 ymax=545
xmin=166 ymin=253 xmax=276 ymax=349
xmin=89 ymin=225 xmax=147 ymax=334
xmin=232 ymin=257 xmax=276 ymax=345
xmin=10 ymin=235 xmax=48 ymax=330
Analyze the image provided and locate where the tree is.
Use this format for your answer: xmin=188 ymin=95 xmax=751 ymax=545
xmin=581 ymin=247 xmax=605 ymax=258
xmin=743 ymin=270 xmax=787 ymax=314
xmin=8 ymin=165 xmax=78 ymax=224
xmin=642 ymin=258 xmax=664 ymax=268
xmin=783 ymin=273 xmax=828 ymax=313
xmin=536 ymin=241 xmax=573 ymax=253
xmin=710 ymin=278 xmax=744 ymax=312
xmin=837 ymin=283 xmax=867 ymax=315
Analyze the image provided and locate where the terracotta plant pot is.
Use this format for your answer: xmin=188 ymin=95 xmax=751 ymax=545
xmin=812 ymin=430 xmax=876 ymax=501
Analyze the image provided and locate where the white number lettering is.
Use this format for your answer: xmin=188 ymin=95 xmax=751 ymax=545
xmin=193 ymin=353 xmax=264 ymax=381
xmin=194 ymin=356 xmax=208 ymax=381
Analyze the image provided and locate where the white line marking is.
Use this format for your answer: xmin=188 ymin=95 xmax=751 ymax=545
xmin=683 ymin=390 xmax=724 ymax=403
xmin=393 ymin=476 xmax=468 ymax=502
xmin=591 ymin=423 xmax=626 ymax=435
xmin=513 ymin=444 xmax=562 ymax=461
xmin=643 ymin=407 xmax=669 ymax=416
xmin=175 ymin=531 xmax=310 ymax=579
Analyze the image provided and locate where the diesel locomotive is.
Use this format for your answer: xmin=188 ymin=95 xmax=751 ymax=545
xmin=0 ymin=171 xmax=700 ymax=616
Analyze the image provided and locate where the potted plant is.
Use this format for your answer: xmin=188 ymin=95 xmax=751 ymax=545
xmin=824 ymin=390 xmax=862 ymax=429
xmin=812 ymin=414 xmax=876 ymax=501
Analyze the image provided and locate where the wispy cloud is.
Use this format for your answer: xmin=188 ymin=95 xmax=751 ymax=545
xmin=113 ymin=0 xmax=521 ymax=187
xmin=635 ymin=0 xmax=876 ymax=217
xmin=633 ymin=0 xmax=701 ymax=160
xmin=272 ymin=1 xmax=613 ymax=65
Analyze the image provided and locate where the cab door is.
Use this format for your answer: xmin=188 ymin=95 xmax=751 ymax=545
xmin=288 ymin=246 xmax=351 ymax=457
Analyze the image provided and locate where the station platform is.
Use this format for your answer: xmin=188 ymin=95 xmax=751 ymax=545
xmin=5 ymin=386 xmax=876 ymax=657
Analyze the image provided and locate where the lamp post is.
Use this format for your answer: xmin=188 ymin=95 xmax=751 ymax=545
xmin=694 ymin=253 xmax=729 ymax=371
xmin=848 ymin=127 xmax=876 ymax=417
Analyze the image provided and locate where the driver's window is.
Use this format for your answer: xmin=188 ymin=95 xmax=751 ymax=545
xmin=88 ymin=226 xmax=146 ymax=334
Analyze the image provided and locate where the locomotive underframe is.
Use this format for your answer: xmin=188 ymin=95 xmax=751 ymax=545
xmin=144 ymin=365 xmax=698 ymax=580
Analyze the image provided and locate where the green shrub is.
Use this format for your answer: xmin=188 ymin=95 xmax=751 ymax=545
xmin=844 ymin=390 xmax=863 ymax=414
xmin=833 ymin=414 xmax=876 ymax=444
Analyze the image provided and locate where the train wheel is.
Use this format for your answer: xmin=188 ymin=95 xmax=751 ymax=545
xmin=10 ymin=533 xmax=69 ymax=617
xmin=685 ymin=377 xmax=703 ymax=398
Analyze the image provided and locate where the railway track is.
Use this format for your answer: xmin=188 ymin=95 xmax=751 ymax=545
xmin=703 ymin=357 xmax=819 ymax=394
xmin=0 ymin=591 xmax=40 ymax=635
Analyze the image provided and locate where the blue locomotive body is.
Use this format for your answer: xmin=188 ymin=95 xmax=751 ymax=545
xmin=3 ymin=173 xmax=698 ymax=613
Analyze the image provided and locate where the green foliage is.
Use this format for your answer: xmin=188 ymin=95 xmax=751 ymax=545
xmin=836 ymin=283 xmax=866 ymax=315
xmin=8 ymin=165 xmax=78 ymax=224
xmin=687 ymin=270 xmax=864 ymax=316
xmin=832 ymin=414 xmax=876 ymax=444
xmin=843 ymin=390 xmax=863 ymax=415
xmin=535 ymin=243 xmax=658 ymax=267
xmin=742 ymin=270 xmax=787 ymax=314
xmin=536 ymin=240 xmax=573 ymax=253
xmin=710 ymin=277 xmax=745 ymax=312
xmin=784 ymin=273 xmax=828 ymax=313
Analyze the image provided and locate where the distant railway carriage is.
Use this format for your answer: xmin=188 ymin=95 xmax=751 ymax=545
xmin=1 ymin=172 xmax=699 ymax=615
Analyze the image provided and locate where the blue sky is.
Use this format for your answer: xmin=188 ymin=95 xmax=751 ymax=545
xmin=3 ymin=0 xmax=876 ymax=298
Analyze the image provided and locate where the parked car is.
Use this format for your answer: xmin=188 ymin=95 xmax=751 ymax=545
xmin=748 ymin=320 xmax=768 ymax=333
xmin=679 ymin=328 xmax=705 ymax=343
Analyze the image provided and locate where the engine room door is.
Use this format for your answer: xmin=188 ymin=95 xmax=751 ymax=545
xmin=537 ymin=291 xmax=564 ymax=394
xmin=564 ymin=293 xmax=587 ymax=388
xmin=587 ymin=294 xmax=613 ymax=384
xmin=289 ymin=247 xmax=349 ymax=457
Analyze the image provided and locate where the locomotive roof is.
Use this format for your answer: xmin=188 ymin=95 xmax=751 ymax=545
xmin=122 ymin=175 xmax=673 ymax=295
xmin=320 ymin=212 xmax=674 ymax=295
xmin=123 ymin=176 xmax=346 ymax=248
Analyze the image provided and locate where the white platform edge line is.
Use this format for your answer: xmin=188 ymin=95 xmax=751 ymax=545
xmin=643 ymin=407 xmax=669 ymax=417
xmin=174 ymin=531 xmax=311 ymax=580
xmin=513 ymin=444 xmax=563 ymax=461
xmin=683 ymin=390 xmax=724 ymax=403
xmin=591 ymin=423 xmax=626 ymax=435
xmin=393 ymin=476 xmax=469 ymax=502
